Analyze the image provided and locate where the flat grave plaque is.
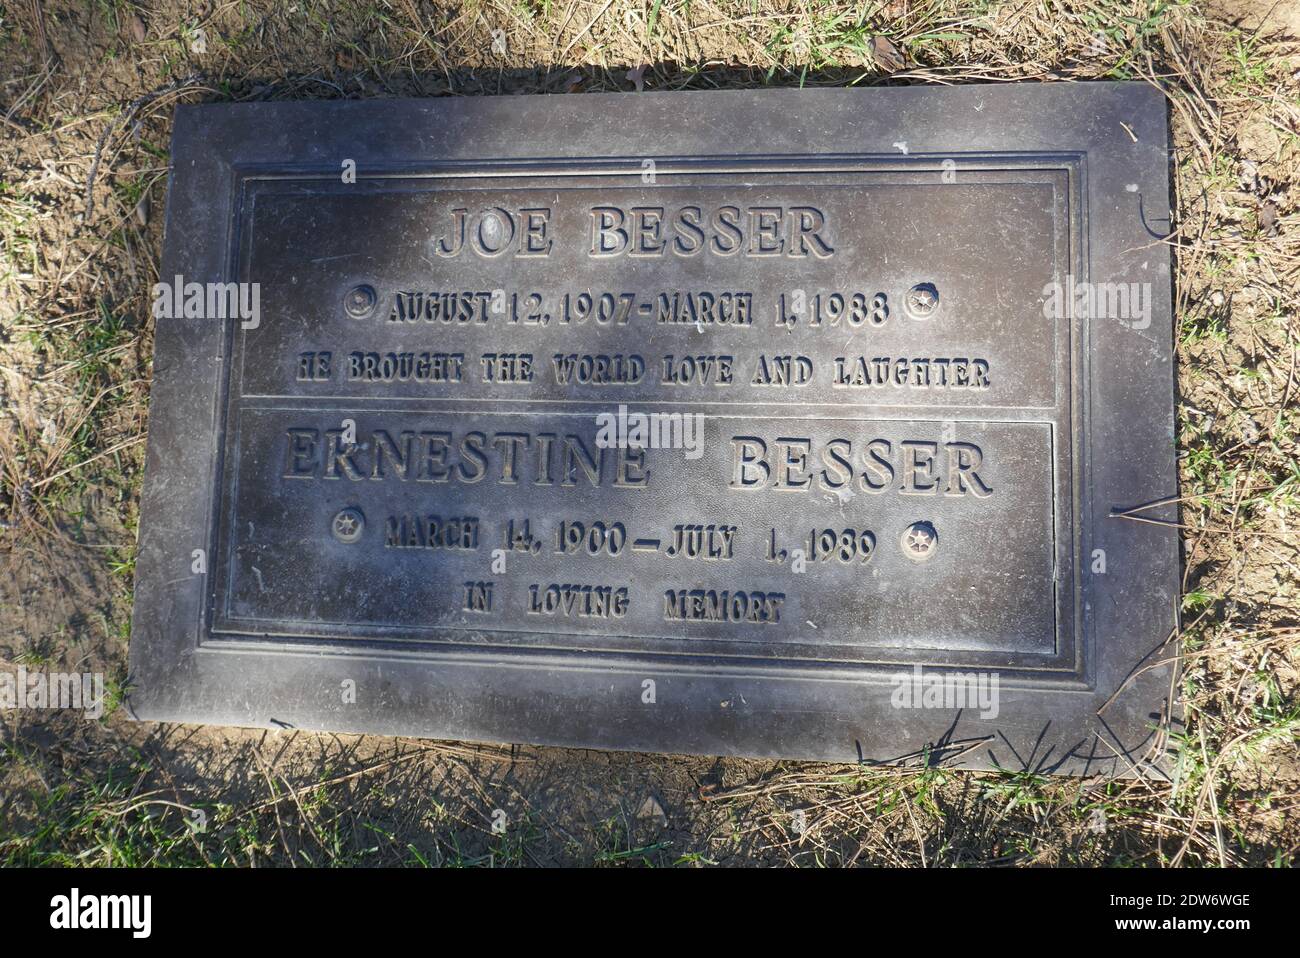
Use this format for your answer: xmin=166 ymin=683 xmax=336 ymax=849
xmin=129 ymin=85 xmax=1179 ymax=775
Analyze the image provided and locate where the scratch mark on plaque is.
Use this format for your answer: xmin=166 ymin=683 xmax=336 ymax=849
xmin=251 ymin=565 xmax=268 ymax=593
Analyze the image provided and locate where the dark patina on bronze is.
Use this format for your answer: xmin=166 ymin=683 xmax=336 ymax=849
xmin=129 ymin=85 xmax=1178 ymax=775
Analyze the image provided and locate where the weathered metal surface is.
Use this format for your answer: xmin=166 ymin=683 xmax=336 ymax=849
xmin=129 ymin=85 xmax=1179 ymax=775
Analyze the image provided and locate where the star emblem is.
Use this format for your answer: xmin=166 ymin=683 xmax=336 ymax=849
xmin=901 ymin=521 xmax=938 ymax=560
xmin=905 ymin=527 xmax=933 ymax=552
xmin=332 ymin=508 xmax=365 ymax=542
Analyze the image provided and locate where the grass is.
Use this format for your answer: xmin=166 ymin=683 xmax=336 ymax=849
xmin=0 ymin=0 xmax=1296 ymax=867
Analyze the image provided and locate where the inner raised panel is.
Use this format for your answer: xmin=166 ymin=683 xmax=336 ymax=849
xmin=208 ymin=161 xmax=1079 ymax=673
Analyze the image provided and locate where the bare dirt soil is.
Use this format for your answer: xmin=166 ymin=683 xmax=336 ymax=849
xmin=0 ymin=0 xmax=1296 ymax=866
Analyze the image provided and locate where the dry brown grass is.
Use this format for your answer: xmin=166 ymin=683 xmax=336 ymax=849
xmin=0 ymin=0 xmax=1296 ymax=866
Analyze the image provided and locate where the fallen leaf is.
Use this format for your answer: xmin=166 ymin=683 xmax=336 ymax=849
xmin=1258 ymin=201 xmax=1278 ymax=235
xmin=870 ymin=35 xmax=906 ymax=72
